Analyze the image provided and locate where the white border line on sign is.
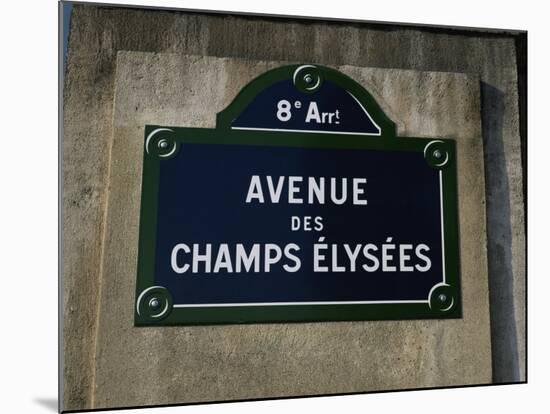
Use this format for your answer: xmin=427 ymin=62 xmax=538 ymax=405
xmin=174 ymin=300 xmax=428 ymax=308
xmin=439 ymin=169 xmax=446 ymax=285
xmin=231 ymin=126 xmax=381 ymax=136
xmin=346 ymin=91 xmax=382 ymax=135
xmin=171 ymin=156 xmax=446 ymax=308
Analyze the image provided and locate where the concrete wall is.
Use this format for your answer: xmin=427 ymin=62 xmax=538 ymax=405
xmin=62 ymin=4 xmax=526 ymax=411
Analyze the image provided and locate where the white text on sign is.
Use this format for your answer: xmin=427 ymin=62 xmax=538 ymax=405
xmin=276 ymin=100 xmax=341 ymax=125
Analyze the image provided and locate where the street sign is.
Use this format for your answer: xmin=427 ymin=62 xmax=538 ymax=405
xmin=135 ymin=64 xmax=460 ymax=325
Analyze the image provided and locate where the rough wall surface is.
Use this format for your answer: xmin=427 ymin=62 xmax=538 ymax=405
xmin=88 ymin=52 xmax=491 ymax=410
xmin=63 ymin=5 xmax=525 ymax=411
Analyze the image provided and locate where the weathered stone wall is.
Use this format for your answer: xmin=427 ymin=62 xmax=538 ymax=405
xmin=63 ymin=4 xmax=526 ymax=411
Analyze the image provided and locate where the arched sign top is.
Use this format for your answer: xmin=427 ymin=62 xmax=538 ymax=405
xmin=216 ymin=64 xmax=397 ymax=138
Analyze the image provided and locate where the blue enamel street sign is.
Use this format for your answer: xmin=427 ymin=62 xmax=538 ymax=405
xmin=134 ymin=64 xmax=461 ymax=325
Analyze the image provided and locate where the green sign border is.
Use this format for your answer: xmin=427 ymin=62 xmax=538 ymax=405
xmin=134 ymin=64 xmax=461 ymax=326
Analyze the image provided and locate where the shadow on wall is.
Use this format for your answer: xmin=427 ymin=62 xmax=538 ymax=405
xmin=33 ymin=397 xmax=58 ymax=412
xmin=480 ymin=82 xmax=520 ymax=383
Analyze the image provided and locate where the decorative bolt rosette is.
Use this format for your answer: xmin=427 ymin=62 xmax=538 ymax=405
xmin=136 ymin=286 xmax=173 ymax=322
xmin=145 ymin=128 xmax=179 ymax=159
xmin=424 ymin=140 xmax=451 ymax=168
xmin=293 ymin=65 xmax=323 ymax=93
xmin=428 ymin=283 xmax=455 ymax=313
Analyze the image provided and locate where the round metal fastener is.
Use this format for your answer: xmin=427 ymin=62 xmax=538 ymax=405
xmin=424 ymin=140 xmax=450 ymax=169
xmin=136 ymin=286 xmax=173 ymax=322
xmin=145 ymin=128 xmax=179 ymax=159
xmin=293 ymin=65 xmax=323 ymax=93
xmin=428 ymin=283 xmax=455 ymax=313
xmin=149 ymin=297 xmax=160 ymax=310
